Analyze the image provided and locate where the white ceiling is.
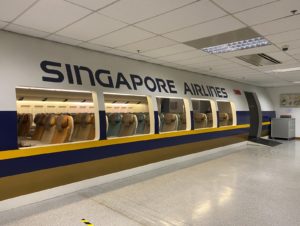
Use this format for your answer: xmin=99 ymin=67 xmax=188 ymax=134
xmin=1 ymin=0 xmax=300 ymax=87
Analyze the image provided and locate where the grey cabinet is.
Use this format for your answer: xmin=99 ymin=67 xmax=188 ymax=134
xmin=271 ymin=118 xmax=295 ymax=139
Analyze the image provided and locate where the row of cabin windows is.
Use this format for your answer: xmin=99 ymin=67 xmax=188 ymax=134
xmin=16 ymin=88 xmax=236 ymax=148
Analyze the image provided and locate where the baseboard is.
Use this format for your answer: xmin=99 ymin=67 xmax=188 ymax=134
xmin=0 ymin=141 xmax=247 ymax=212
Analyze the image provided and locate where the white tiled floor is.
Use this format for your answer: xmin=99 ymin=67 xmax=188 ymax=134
xmin=1 ymin=140 xmax=300 ymax=226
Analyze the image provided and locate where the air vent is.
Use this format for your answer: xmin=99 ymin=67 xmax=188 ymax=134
xmin=236 ymin=53 xmax=281 ymax=66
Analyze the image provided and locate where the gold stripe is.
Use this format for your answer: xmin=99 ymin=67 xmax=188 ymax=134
xmin=0 ymin=122 xmax=271 ymax=160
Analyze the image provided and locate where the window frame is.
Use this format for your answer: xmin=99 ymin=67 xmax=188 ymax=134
xmin=191 ymin=98 xmax=217 ymax=129
xmin=103 ymin=92 xmax=153 ymax=138
xmin=15 ymin=86 xmax=99 ymax=149
xmin=216 ymin=100 xmax=237 ymax=127
xmin=156 ymin=96 xmax=189 ymax=133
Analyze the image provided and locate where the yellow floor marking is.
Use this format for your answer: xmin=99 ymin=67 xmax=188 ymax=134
xmin=81 ymin=218 xmax=94 ymax=226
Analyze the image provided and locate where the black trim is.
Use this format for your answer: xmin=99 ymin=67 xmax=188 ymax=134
xmin=154 ymin=111 xmax=159 ymax=134
xmin=190 ymin=111 xmax=194 ymax=130
xmin=99 ymin=111 xmax=107 ymax=140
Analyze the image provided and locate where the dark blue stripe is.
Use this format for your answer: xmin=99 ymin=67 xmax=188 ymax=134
xmin=0 ymin=126 xmax=264 ymax=178
xmin=237 ymin=111 xmax=275 ymax=125
xmin=262 ymin=111 xmax=276 ymax=122
xmin=154 ymin=111 xmax=159 ymax=134
xmin=99 ymin=111 xmax=107 ymax=140
xmin=0 ymin=125 xmax=271 ymax=178
xmin=0 ymin=111 xmax=18 ymax=151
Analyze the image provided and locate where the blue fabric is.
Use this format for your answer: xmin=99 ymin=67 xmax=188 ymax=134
xmin=107 ymin=113 xmax=122 ymax=137
xmin=135 ymin=113 xmax=145 ymax=134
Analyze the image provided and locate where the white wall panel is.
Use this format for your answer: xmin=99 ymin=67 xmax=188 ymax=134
xmin=0 ymin=30 xmax=274 ymax=112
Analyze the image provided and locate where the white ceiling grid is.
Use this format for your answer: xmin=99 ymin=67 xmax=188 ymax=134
xmin=0 ymin=0 xmax=300 ymax=87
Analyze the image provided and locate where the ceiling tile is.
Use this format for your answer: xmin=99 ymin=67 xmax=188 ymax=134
xmin=90 ymin=26 xmax=155 ymax=48
xmin=159 ymin=61 xmax=182 ymax=67
xmin=260 ymin=81 xmax=294 ymax=87
xmin=46 ymin=34 xmax=82 ymax=45
xmin=57 ymin=13 xmax=127 ymax=41
xmin=208 ymin=63 xmax=242 ymax=70
xmin=199 ymin=59 xmax=233 ymax=67
xmin=102 ymin=48 xmax=133 ymax=57
xmin=252 ymin=14 xmax=300 ymax=35
xmin=266 ymin=29 xmax=300 ymax=44
xmin=212 ymin=0 xmax=276 ymax=13
xmin=175 ymin=55 xmax=221 ymax=65
xmin=234 ymin=0 xmax=300 ymax=26
xmin=141 ymin=44 xmax=196 ymax=58
xmin=78 ymin=42 xmax=111 ymax=52
xmin=271 ymin=71 xmax=300 ymax=81
xmin=65 ymin=0 xmax=118 ymax=10
xmin=288 ymin=47 xmax=300 ymax=55
xmin=127 ymin=54 xmax=153 ymax=61
xmin=136 ymin=0 xmax=227 ymax=34
xmin=118 ymin=36 xmax=177 ymax=53
xmin=164 ymin=16 xmax=245 ymax=42
xmin=158 ymin=50 xmax=208 ymax=62
xmin=99 ymin=0 xmax=196 ymax=24
xmin=266 ymin=51 xmax=294 ymax=62
xmin=14 ymin=0 xmax=91 ymax=33
xmin=0 ymin=0 xmax=36 ymax=22
xmin=241 ymin=74 xmax=276 ymax=82
xmin=4 ymin=23 xmax=50 ymax=38
xmin=140 ymin=58 xmax=160 ymax=64
xmin=293 ymin=53 xmax=300 ymax=60
xmin=214 ymin=67 xmax=257 ymax=73
xmin=0 ymin=20 xmax=8 ymax=29
xmin=256 ymin=61 xmax=300 ymax=72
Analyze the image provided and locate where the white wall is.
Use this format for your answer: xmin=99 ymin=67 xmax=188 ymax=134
xmin=266 ymin=85 xmax=300 ymax=137
xmin=0 ymin=30 xmax=274 ymax=113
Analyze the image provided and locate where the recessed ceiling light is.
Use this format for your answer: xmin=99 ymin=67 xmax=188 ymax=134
xmin=267 ymin=67 xmax=300 ymax=73
xmin=201 ymin=37 xmax=271 ymax=54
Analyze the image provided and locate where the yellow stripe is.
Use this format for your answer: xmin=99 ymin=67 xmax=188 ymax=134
xmin=0 ymin=122 xmax=270 ymax=160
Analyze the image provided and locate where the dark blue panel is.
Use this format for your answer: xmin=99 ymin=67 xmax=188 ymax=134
xmin=99 ymin=111 xmax=107 ymax=140
xmin=237 ymin=111 xmax=275 ymax=125
xmin=190 ymin=111 xmax=194 ymax=130
xmin=0 ymin=127 xmax=250 ymax=178
xmin=154 ymin=111 xmax=159 ymax=134
xmin=0 ymin=111 xmax=18 ymax=151
xmin=237 ymin=111 xmax=250 ymax=125
xmin=262 ymin=111 xmax=276 ymax=122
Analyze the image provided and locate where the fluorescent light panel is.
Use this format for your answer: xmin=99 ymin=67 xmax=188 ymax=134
xmin=201 ymin=37 xmax=271 ymax=54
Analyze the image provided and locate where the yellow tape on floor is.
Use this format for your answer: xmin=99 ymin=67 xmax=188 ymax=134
xmin=81 ymin=218 xmax=94 ymax=226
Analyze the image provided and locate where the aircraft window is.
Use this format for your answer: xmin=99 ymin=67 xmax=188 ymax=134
xmin=192 ymin=99 xmax=214 ymax=129
xmin=16 ymin=87 xmax=97 ymax=148
xmin=217 ymin=101 xmax=235 ymax=127
xmin=157 ymin=97 xmax=186 ymax=132
xmin=104 ymin=94 xmax=151 ymax=138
